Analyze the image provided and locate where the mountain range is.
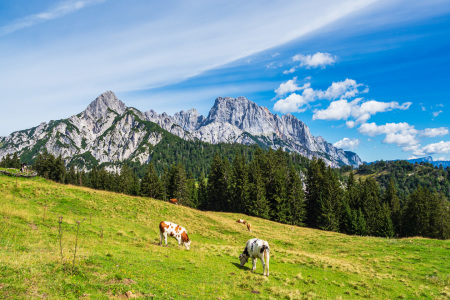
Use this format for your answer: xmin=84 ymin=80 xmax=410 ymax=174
xmin=0 ymin=91 xmax=362 ymax=170
xmin=406 ymin=156 xmax=450 ymax=168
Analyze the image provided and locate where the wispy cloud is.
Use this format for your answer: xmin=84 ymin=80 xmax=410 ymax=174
xmin=432 ymin=110 xmax=443 ymax=117
xmin=0 ymin=0 xmax=106 ymax=36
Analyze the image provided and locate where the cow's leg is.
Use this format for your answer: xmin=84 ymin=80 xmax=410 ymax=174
xmin=164 ymin=233 xmax=168 ymax=246
xmin=252 ymin=257 xmax=257 ymax=272
xmin=260 ymin=255 xmax=265 ymax=275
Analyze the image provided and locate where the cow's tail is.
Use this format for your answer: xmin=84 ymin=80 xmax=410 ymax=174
xmin=263 ymin=244 xmax=270 ymax=276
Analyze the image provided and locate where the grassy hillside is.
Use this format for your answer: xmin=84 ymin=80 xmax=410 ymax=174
xmin=0 ymin=174 xmax=449 ymax=299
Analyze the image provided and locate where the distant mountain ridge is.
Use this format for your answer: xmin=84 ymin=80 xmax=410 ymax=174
xmin=0 ymin=91 xmax=362 ymax=169
xmin=367 ymin=156 xmax=450 ymax=168
xmin=407 ymin=156 xmax=450 ymax=168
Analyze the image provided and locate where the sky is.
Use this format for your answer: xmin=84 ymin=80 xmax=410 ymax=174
xmin=1 ymin=0 xmax=449 ymax=162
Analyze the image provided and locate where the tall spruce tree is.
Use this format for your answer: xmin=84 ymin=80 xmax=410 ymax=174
xmin=247 ymin=161 xmax=270 ymax=219
xmin=378 ymin=202 xmax=394 ymax=238
xmin=197 ymin=171 xmax=208 ymax=210
xmin=230 ymin=153 xmax=249 ymax=213
xmin=318 ymin=167 xmax=342 ymax=232
xmin=383 ymin=178 xmax=401 ymax=234
xmin=286 ymin=165 xmax=306 ymax=226
xmin=207 ymin=153 xmax=231 ymax=211
xmin=360 ymin=177 xmax=382 ymax=236
xmin=141 ymin=163 xmax=161 ymax=199
xmin=306 ymin=158 xmax=326 ymax=228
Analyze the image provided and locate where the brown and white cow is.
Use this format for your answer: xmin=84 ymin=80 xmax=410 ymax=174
xmin=236 ymin=219 xmax=246 ymax=224
xmin=247 ymin=223 xmax=252 ymax=232
xmin=239 ymin=238 xmax=270 ymax=276
xmin=169 ymin=198 xmax=178 ymax=205
xmin=159 ymin=221 xmax=190 ymax=250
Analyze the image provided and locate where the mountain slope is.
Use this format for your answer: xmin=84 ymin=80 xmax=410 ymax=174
xmin=0 ymin=91 xmax=362 ymax=169
xmin=1 ymin=174 xmax=448 ymax=299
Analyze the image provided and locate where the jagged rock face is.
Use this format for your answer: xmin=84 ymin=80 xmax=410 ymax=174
xmin=0 ymin=91 xmax=362 ymax=169
xmin=173 ymin=109 xmax=205 ymax=132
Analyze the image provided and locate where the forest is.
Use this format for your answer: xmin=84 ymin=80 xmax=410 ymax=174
xmin=1 ymin=147 xmax=449 ymax=239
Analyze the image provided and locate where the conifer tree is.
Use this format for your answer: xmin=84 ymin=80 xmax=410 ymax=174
xmin=12 ymin=152 xmax=21 ymax=169
xmin=318 ymin=167 xmax=341 ymax=232
xmin=230 ymin=153 xmax=249 ymax=213
xmin=66 ymin=165 xmax=77 ymax=185
xmin=403 ymin=186 xmax=428 ymax=237
xmin=305 ymin=158 xmax=326 ymax=228
xmin=383 ymin=178 xmax=401 ymax=234
xmin=207 ymin=153 xmax=230 ymax=211
xmin=141 ymin=163 xmax=161 ymax=199
xmin=286 ymin=165 xmax=306 ymax=226
xmin=197 ymin=171 xmax=208 ymax=209
xmin=247 ymin=161 xmax=270 ymax=219
xmin=378 ymin=202 xmax=394 ymax=238
xmin=360 ymin=177 xmax=382 ymax=236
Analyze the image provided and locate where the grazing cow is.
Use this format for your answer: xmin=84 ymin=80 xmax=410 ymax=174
xmin=169 ymin=198 xmax=178 ymax=205
xmin=236 ymin=219 xmax=246 ymax=224
xmin=247 ymin=223 xmax=252 ymax=232
xmin=159 ymin=221 xmax=190 ymax=250
xmin=239 ymin=238 xmax=270 ymax=276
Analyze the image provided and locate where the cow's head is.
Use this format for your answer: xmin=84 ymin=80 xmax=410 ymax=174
xmin=239 ymin=253 xmax=249 ymax=266
xmin=181 ymin=231 xmax=191 ymax=250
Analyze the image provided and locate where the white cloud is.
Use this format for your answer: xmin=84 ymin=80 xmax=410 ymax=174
xmin=313 ymin=99 xmax=412 ymax=123
xmin=333 ymin=137 xmax=359 ymax=150
xmin=358 ymin=122 xmax=416 ymax=136
xmin=274 ymin=78 xmax=368 ymax=113
xmin=0 ymin=0 xmax=106 ymax=36
xmin=419 ymin=127 xmax=448 ymax=137
xmin=432 ymin=110 xmax=443 ymax=117
xmin=358 ymin=122 xmax=449 ymax=151
xmin=313 ymin=99 xmax=353 ymax=120
xmin=413 ymin=141 xmax=450 ymax=155
xmin=346 ymin=120 xmax=356 ymax=128
xmin=292 ymin=52 xmax=337 ymax=69
xmin=315 ymin=79 xmax=367 ymax=100
xmin=273 ymin=93 xmax=308 ymax=114
xmin=274 ymin=77 xmax=310 ymax=96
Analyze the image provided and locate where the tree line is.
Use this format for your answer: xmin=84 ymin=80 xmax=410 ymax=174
xmin=16 ymin=149 xmax=450 ymax=239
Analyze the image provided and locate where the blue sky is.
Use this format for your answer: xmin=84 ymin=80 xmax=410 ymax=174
xmin=1 ymin=0 xmax=449 ymax=162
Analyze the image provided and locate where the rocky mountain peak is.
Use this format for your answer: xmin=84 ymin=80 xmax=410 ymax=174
xmin=173 ymin=108 xmax=204 ymax=131
xmin=84 ymin=91 xmax=126 ymax=119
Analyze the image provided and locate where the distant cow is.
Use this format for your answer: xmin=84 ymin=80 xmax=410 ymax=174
xmin=20 ymin=163 xmax=27 ymax=173
xmin=239 ymin=238 xmax=270 ymax=276
xmin=236 ymin=219 xmax=246 ymax=224
xmin=159 ymin=221 xmax=191 ymax=250
xmin=247 ymin=223 xmax=252 ymax=232
xmin=169 ymin=198 xmax=178 ymax=205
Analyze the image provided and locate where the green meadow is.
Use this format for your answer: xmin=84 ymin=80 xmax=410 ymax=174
xmin=0 ymin=173 xmax=449 ymax=299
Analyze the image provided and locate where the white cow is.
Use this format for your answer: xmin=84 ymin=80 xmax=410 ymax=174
xmin=159 ymin=221 xmax=191 ymax=250
xmin=239 ymin=238 xmax=270 ymax=276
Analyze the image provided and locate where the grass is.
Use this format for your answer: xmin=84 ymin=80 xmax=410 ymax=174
xmin=0 ymin=173 xmax=449 ymax=299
